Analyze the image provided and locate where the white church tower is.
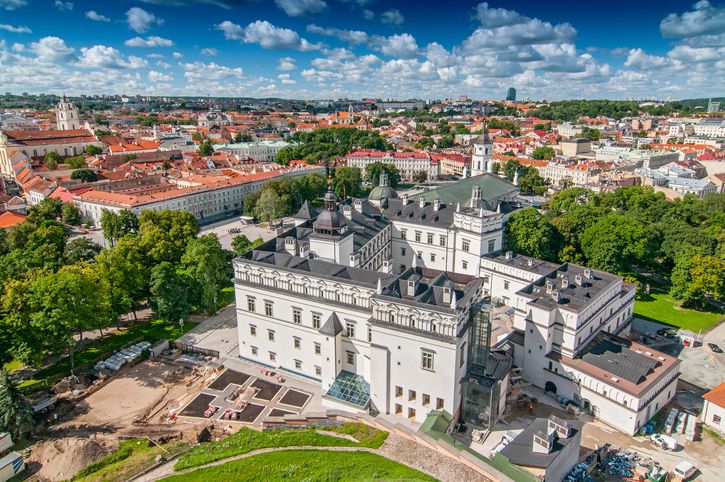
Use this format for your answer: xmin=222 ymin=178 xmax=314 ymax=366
xmin=56 ymin=95 xmax=79 ymax=130
xmin=471 ymin=123 xmax=492 ymax=177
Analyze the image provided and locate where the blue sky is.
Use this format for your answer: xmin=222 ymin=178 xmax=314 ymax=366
xmin=1 ymin=0 xmax=724 ymax=100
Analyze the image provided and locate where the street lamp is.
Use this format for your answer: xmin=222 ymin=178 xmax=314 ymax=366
xmin=179 ymin=318 xmax=184 ymax=335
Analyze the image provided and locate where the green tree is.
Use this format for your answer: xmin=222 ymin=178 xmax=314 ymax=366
xmin=243 ymin=191 xmax=261 ymax=219
xmin=671 ymin=252 xmax=725 ymax=303
xmin=0 ymin=369 xmax=34 ymax=440
xmin=26 ymin=197 xmax=63 ymax=225
xmin=333 ymin=166 xmax=363 ymax=198
xmin=45 ymin=151 xmax=61 ymax=169
xmin=504 ymin=208 xmax=559 ymax=261
xmin=95 ymin=235 xmax=150 ymax=323
xmin=558 ymin=176 xmax=574 ymax=191
xmin=124 ymin=154 xmax=138 ymax=162
xmin=70 ymin=169 xmax=97 ymax=183
xmin=181 ymin=234 xmax=230 ymax=309
xmin=255 ymin=190 xmax=286 ymax=224
xmin=61 ymin=202 xmax=82 ymax=225
xmin=531 ymin=146 xmax=556 ymax=160
xmin=234 ymin=132 xmax=243 ymax=143
xmin=139 ymin=210 xmax=200 ymax=264
xmin=66 ymin=156 xmax=87 ymax=169
xmin=149 ymin=262 xmax=193 ymax=323
xmin=519 ymin=168 xmax=546 ymax=195
xmin=85 ymin=144 xmax=103 ymax=156
xmin=64 ymin=237 xmax=101 ymax=264
xmin=230 ymin=235 xmax=265 ymax=256
xmin=198 ymin=138 xmax=214 ymax=156
xmin=413 ymin=170 xmax=428 ymax=184
xmin=99 ymin=209 xmax=120 ymax=246
xmin=366 ymin=162 xmax=401 ymax=188
xmin=583 ymin=234 xmax=626 ymax=274
xmin=6 ymin=221 xmax=36 ymax=251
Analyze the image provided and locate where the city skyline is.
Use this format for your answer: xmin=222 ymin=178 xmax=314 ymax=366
xmin=1 ymin=0 xmax=724 ymax=100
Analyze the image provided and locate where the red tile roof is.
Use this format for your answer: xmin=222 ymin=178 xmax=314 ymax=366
xmin=704 ymin=382 xmax=725 ymax=408
xmin=0 ymin=211 xmax=27 ymax=229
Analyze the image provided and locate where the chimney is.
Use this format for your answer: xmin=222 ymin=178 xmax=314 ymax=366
xmin=533 ymin=431 xmax=554 ymax=455
xmin=434 ymin=198 xmax=441 ymax=211
xmin=341 ymin=204 xmax=353 ymax=220
xmin=546 ymin=281 xmax=553 ymax=294
xmin=407 ymin=276 xmax=420 ymax=296
xmin=527 ymin=258 xmax=535 ymax=267
xmin=284 ymin=237 xmax=297 ymax=256
xmin=505 ymin=251 xmax=514 ymax=260
xmin=419 ymin=197 xmax=426 ymax=208
xmin=442 ymin=281 xmax=454 ymax=304
xmin=450 ymin=290 xmax=457 ymax=310
xmin=402 ymin=193 xmax=409 ymax=205
xmin=584 ymin=268 xmax=592 ymax=279
xmin=575 ymin=274 xmax=582 ymax=285
xmin=561 ymin=279 xmax=569 ymax=289
xmin=377 ymin=277 xmax=383 ymax=294
xmin=350 ymin=252 xmax=360 ymax=267
xmin=353 ymin=199 xmax=363 ymax=213
xmin=552 ymin=290 xmax=560 ymax=303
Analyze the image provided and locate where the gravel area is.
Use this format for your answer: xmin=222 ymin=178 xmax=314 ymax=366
xmin=376 ymin=433 xmax=492 ymax=482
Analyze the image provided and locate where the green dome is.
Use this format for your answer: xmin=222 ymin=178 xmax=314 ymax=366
xmin=368 ymin=184 xmax=398 ymax=201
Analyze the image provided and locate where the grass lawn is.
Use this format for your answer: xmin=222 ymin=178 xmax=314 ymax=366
xmin=175 ymin=424 xmax=387 ymax=471
xmin=3 ymin=360 xmax=24 ymax=373
xmin=164 ymin=450 xmax=435 ymax=482
xmin=204 ymin=286 xmax=235 ymax=315
xmin=72 ymin=439 xmax=188 ymax=482
xmin=633 ymin=291 xmax=725 ymax=332
xmin=26 ymin=319 xmax=199 ymax=385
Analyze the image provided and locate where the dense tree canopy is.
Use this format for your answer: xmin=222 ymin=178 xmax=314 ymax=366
xmin=275 ymin=127 xmax=393 ymax=165
xmin=366 ymin=162 xmax=400 ymax=188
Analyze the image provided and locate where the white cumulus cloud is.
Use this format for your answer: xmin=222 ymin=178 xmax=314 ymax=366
xmin=275 ymin=0 xmax=327 ymax=17
xmin=278 ymin=73 xmax=296 ymax=84
xmin=661 ymin=1 xmax=725 ymax=38
xmin=77 ymin=45 xmax=149 ymax=69
xmin=179 ymin=61 xmax=245 ymax=81
xmin=148 ymin=70 xmax=173 ymax=82
xmin=54 ymin=0 xmax=73 ymax=11
xmin=0 ymin=24 xmax=31 ymax=33
xmin=277 ymin=56 xmax=297 ymax=70
xmin=85 ymin=11 xmax=110 ymax=22
xmin=31 ymin=36 xmax=76 ymax=62
xmin=125 ymin=36 xmax=175 ymax=47
xmin=155 ymin=60 xmax=173 ymax=69
xmin=371 ymin=33 xmax=420 ymax=59
xmin=201 ymin=47 xmax=218 ymax=56
xmin=173 ymin=52 xmax=183 ymax=58
xmin=0 ymin=0 xmax=28 ymax=10
xmin=381 ymin=9 xmax=404 ymax=26
xmin=306 ymin=24 xmax=370 ymax=45
xmin=125 ymin=7 xmax=164 ymax=34
xmin=216 ymin=20 xmax=322 ymax=51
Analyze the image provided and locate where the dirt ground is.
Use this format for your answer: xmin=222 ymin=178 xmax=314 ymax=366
xmin=25 ymin=360 xmax=220 ymax=482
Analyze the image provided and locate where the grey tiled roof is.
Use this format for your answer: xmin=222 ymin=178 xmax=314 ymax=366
xmin=320 ymin=312 xmax=344 ymax=336
xmin=582 ymin=339 xmax=661 ymax=385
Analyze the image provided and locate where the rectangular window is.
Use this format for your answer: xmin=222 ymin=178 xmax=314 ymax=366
xmin=368 ymin=326 xmax=372 ymax=342
xmin=436 ymin=398 xmax=444 ymax=410
xmin=347 ymin=351 xmax=354 ymax=365
xmin=427 ymin=233 xmax=434 ymax=244
xmin=293 ymin=337 xmax=301 ymax=349
xmin=247 ymin=297 xmax=255 ymax=312
xmin=459 ymin=343 xmax=466 ymax=368
xmin=251 ymin=346 xmax=258 ymax=356
xmin=415 ymin=231 xmax=421 ymax=242
xmin=314 ymin=343 xmax=321 ymax=355
xmin=715 ymin=414 xmax=722 ymax=424
xmin=346 ymin=322 xmax=355 ymax=339
xmin=439 ymin=235 xmax=446 ymax=247
xmin=408 ymin=407 xmax=416 ymax=419
xmin=312 ymin=313 xmax=321 ymax=329
xmin=315 ymin=366 xmax=321 ymax=376
xmin=265 ymin=301 xmax=273 ymax=317
xmin=423 ymin=394 xmax=430 ymax=406
xmin=268 ymin=330 xmax=275 ymax=342
xmin=417 ymin=251 xmax=422 ymax=259
xmin=269 ymin=352 xmax=276 ymax=362
xmin=430 ymin=253 xmax=436 ymax=262
xmin=409 ymin=389 xmax=416 ymax=401
xmin=395 ymin=403 xmax=402 ymax=415
xmin=504 ymin=281 xmax=510 ymax=290
xmin=462 ymin=239 xmax=470 ymax=252
xmin=401 ymin=229 xmax=407 ymax=239
xmin=488 ymin=239 xmax=495 ymax=253
xmin=462 ymin=260 xmax=468 ymax=270
xmin=250 ymin=325 xmax=257 ymax=336
xmin=294 ymin=360 xmax=302 ymax=369
xmin=293 ymin=309 xmax=301 ymax=324
xmin=401 ymin=247 xmax=406 ymax=256
xmin=422 ymin=351 xmax=434 ymax=371
xmin=400 ymin=264 xmax=406 ymax=273
xmin=396 ymin=386 xmax=403 ymax=397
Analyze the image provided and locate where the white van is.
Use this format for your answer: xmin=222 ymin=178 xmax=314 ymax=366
xmin=673 ymin=461 xmax=697 ymax=480
xmin=650 ymin=433 xmax=678 ymax=451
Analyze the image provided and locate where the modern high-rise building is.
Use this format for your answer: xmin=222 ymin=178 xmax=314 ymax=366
xmin=506 ymin=87 xmax=516 ymax=102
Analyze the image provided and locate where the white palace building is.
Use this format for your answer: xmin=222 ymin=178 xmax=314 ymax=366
xmin=232 ymin=171 xmax=680 ymax=435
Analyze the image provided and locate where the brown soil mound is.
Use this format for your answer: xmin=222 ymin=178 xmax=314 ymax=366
xmin=29 ymin=436 xmax=113 ymax=482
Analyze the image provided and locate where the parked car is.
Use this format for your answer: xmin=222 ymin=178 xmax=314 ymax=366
xmin=650 ymin=433 xmax=677 ymax=451
xmin=673 ymin=461 xmax=697 ymax=480
xmin=708 ymin=343 xmax=723 ymax=353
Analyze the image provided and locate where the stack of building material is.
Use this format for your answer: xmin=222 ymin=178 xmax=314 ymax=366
xmin=675 ymin=412 xmax=688 ymax=434
xmin=685 ymin=415 xmax=697 ymax=441
xmin=665 ymin=407 xmax=678 ymax=434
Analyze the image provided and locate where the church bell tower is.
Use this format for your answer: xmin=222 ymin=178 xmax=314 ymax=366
xmin=56 ymin=94 xmax=80 ymax=130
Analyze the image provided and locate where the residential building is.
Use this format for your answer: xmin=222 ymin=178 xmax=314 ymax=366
xmin=217 ymin=140 xmax=292 ymax=162
xmin=345 ymin=150 xmax=439 ymax=181
xmin=560 ymin=138 xmax=591 ymax=157
xmin=703 ymin=382 xmax=725 ymax=433
xmin=438 ymin=154 xmax=471 ymax=177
